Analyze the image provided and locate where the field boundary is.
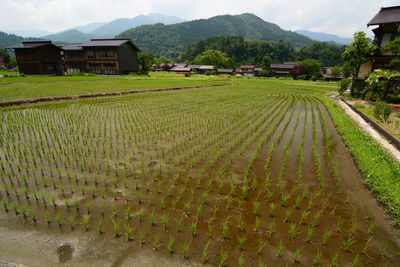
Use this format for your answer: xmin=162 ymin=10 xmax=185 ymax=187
xmin=342 ymin=99 xmax=400 ymax=151
xmin=319 ymin=95 xmax=400 ymax=225
xmin=0 ymin=83 xmax=232 ymax=107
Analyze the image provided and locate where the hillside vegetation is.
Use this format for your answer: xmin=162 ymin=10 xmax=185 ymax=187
xmin=117 ymin=13 xmax=313 ymax=58
xmin=181 ymin=36 xmax=344 ymax=67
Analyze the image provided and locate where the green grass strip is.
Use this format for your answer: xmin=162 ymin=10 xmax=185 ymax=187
xmin=319 ymin=96 xmax=400 ymax=225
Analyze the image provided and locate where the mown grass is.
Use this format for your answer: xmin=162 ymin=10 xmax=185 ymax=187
xmin=320 ymin=96 xmax=400 ymax=225
xmin=0 ymin=72 xmax=337 ymax=102
xmin=0 ymin=73 xmax=227 ymax=101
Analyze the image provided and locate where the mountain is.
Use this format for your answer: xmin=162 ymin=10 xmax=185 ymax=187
xmin=74 ymin=22 xmax=107 ymax=33
xmin=9 ymin=29 xmax=51 ymax=38
xmin=91 ymin=13 xmax=185 ymax=36
xmin=41 ymin=29 xmax=105 ymax=43
xmin=295 ymin=30 xmax=352 ymax=45
xmin=117 ymin=13 xmax=313 ymax=58
xmin=0 ymin=31 xmax=42 ymax=49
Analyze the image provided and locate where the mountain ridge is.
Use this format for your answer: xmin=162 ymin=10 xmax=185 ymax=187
xmin=295 ymin=30 xmax=352 ymax=45
xmin=117 ymin=13 xmax=313 ymax=58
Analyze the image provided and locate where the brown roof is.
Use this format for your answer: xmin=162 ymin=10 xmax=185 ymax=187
xmin=271 ymin=64 xmax=296 ymax=69
xmin=171 ymin=67 xmax=191 ymax=72
xmin=80 ymin=39 xmax=141 ymax=51
xmin=217 ymin=69 xmax=234 ymax=73
xmin=368 ymin=6 xmax=400 ymax=26
xmin=199 ymin=65 xmax=215 ymax=70
xmin=240 ymin=65 xmax=255 ymax=69
xmin=8 ymin=41 xmax=60 ymax=49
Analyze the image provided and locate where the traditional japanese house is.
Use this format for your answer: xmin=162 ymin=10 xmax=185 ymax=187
xmin=62 ymin=43 xmax=86 ymax=74
xmin=217 ymin=69 xmax=234 ymax=75
xmin=239 ymin=65 xmax=255 ymax=76
xmin=360 ymin=5 xmax=400 ymax=77
xmin=79 ymin=39 xmax=140 ymax=75
xmin=270 ymin=62 xmax=297 ymax=77
xmin=197 ymin=65 xmax=215 ymax=74
xmin=9 ymin=41 xmax=63 ymax=75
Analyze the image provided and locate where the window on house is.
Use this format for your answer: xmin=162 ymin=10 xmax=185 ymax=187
xmin=89 ymin=64 xmax=101 ymax=74
xmin=380 ymin=33 xmax=393 ymax=47
xmin=104 ymin=64 xmax=116 ymax=75
xmin=87 ymin=49 xmax=94 ymax=57
xmin=99 ymin=50 xmax=113 ymax=57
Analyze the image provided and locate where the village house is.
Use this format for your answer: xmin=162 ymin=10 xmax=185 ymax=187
xmin=197 ymin=65 xmax=215 ymax=74
xmin=270 ymin=62 xmax=298 ymax=77
xmin=78 ymin=39 xmax=140 ymax=75
xmin=238 ymin=65 xmax=255 ymax=76
xmin=0 ymin=54 xmax=6 ymax=69
xmin=359 ymin=5 xmax=400 ymax=77
xmin=9 ymin=41 xmax=64 ymax=75
xmin=62 ymin=43 xmax=87 ymax=74
xmin=217 ymin=69 xmax=234 ymax=75
xmin=171 ymin=66 xmax=191 ymax=74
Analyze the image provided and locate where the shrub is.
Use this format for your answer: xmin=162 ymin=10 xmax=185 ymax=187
xmin=353 ymin=101 xmax=365 ymax=109
xmin=374 ymin=102 xmax=392 ymax=122
xmin=339 ymin=78 xmax=351 ymax=95
xmin=386 ymin=94 xmax=400 ymax=104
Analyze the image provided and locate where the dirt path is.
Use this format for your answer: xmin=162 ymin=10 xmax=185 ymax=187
xmin=334 ymin=97 xmax=400 ymax=162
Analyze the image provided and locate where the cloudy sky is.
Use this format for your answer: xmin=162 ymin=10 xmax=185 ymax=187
xmin=1 ymin=0 xmax=399 ymax=37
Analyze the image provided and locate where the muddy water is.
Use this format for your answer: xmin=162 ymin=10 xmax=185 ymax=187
xmin=0 ymin=93 xmax=399 ymax=267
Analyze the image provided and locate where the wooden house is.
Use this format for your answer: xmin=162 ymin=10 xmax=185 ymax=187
xmin=0 ymin=54 xmax=6 ymax=69
xmin=79 ymin=39 xmax=140 ymax=75
xmin=270 ymin=62 xmax=297 ymax=77
xmin=9 ymin=41 xmax=63 ymax=75
xmin=239 ymin=65 xmax=255 ymax=76
xmin=197 ymin=65 xmax=215 ymax=74
xmin=217 ymin=69 xmax=234 ymax=75
xmin=360 ymin=6 xmax=400 ymax=77
xmin=171 ymin=66 xmax=191 ymax=74
xmin=61 ymin=43 xmax=87 ymax=74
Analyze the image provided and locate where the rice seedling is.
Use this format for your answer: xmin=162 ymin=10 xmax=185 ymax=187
xmin=97 ymin=219 xmax=104 ymax=234
xmin=124 ymin=224 xmax=134 ymax=241
xmin=81 ymin=216 xmax=90 ymax=231
xmin=352 ymin=254 xmax=360 ymax=267
xmin=313 ymin=248 xmax=322 ymax=265
xmin=161 ymin=214 xmax=169 ymax=231
xmin=237 ymin=252 xmax=245 ymax=267
xmin=238 ymin=235 xmax=246 ymax=251
xmin=182 ymin=240 xmax=191 ymax=259
xmin=269 ymin=203 xmax=276 ymax=217
xmin=276 ymin=241 xmax=285 ymax=257
xmin=283 ymin=209 xmax=293 ymax=223
xmin=254 ymin=216 xmax=261 ymax=232
xmin=218 ymin=247 xmax=229 ymax=267
xmin=322 ymin=230 xmax=332 ymax=246
xmin=299 ymin=210 xmax=310 ymax=225
xmin=330 ymin=252 xmax=339 ymax=266
xmin=202 ymin=241 xmax=210 ymax=263
xmin=293 ymin=247 xmax=303 ymax=263
xmin=343 ymin=236 xmax=356 ymax=251
xmin=138 ymin=231 xmax=145 ymax=246
xmin=191 ymin=221 xmax=198 ymax=237
xmin=67 ymin=215 xmax=75 ymax=230
xmin=112 ymin=220 xmax=121 ymax=237
xmin=167 ymin=236 xmax=175 ymax=254
xmin=288 ymin=223 xmax=300 ymax=240
xmin=152 ymin=234 xmax=161 ymax=250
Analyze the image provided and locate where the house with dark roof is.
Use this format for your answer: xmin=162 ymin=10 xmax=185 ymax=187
xmin=197 ymin=65 xmax=215 ymax=74
xmin=271 ymin=62 xmax=298 ymax=77
xmin=9 ymin=41 xmax=64 ymax=75
xmin=360 ymin=5 xmax=400 ymax=77
xmin=62 ymin=43 xmax=87 ymax=74
xmin=217 ymin=69 xmax=234 ymax=75
xmin=79 ymin=39 xmax=140 ymax=75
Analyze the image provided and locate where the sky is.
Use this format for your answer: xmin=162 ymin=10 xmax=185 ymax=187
xmin=0 ymin=0 xmax=399 ymax=37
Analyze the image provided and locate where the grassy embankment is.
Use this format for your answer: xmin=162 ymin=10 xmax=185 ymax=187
xmin=320 ymin=96 xmax=400 ymax=225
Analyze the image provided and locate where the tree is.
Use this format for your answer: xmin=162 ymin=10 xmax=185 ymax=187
xmin=365 ymin=69 xmax=400 ymax=100
xmin=138 ymin=53 xmax=155 ymax=75
xmin=262 ymin=56 xmax=272 ymax=70
xmin=382 ymin=27 xmax=400 ymax=70
xmin=0 ymin=49 xmax=12 ymax=68
xmin=330 ymin=66 xmax=342 ymax=78
xmin=342 ymin=32 xmax=376 ymax=96
xmin=193 ymin=49 xmax=233 ymax=68
xmin=298 ymin=59 xmax=321 ymax=79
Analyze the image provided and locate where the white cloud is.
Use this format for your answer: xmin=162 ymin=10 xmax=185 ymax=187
xmin=0 ymin=0 xmax=399 ymax=37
